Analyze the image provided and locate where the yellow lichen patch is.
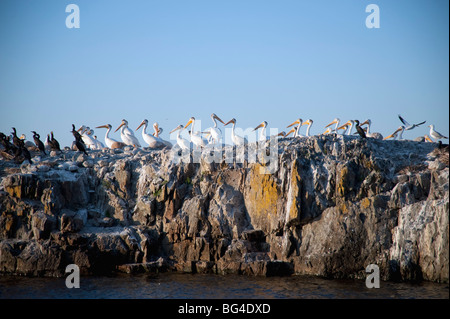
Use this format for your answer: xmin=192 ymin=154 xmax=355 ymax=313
xmin=245 ymin=164 xmax=279 ymax=230
xmin=339 ymin=202 xmax=349 ymax=214
xmin=286 ymin=161 xmax=302 ymax=223
xmin=361 ymin=197 xmax=371 ymax=210
xmin=5 ymin=185 xmax=22 ymax=199
xmin=337 ymin=166 xmax=348 ymax=198
xmin=216 ymin=174 xmax=223 ymax=185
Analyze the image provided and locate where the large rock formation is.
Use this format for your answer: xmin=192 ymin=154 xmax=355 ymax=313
xmin=0 ymin=135 xmax=448 ymax=283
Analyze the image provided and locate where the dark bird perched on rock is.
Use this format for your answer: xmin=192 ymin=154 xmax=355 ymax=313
xmin=1 ymin=132 xmax=19 ymax=161
xmin=49 ymin=131 xmax=61 ymax=152
xmin=11 ymin=127 xmax=23 ymax=148
xmin=9 ymin=136 xmax=32 ymax=164
xmin=72 ymin=124 xmax=88 ymax=156
xmin=18 ymin=144 xmax=32 ymax=164
xmin=0 ymin=132 xmax=16 ymax=153
xmin=72 ymin=124 xmax=83 ymax=142
xmin=354 ymin=120 xmax=366 ymax=139
xmin=31 ymin=131 xmax=46 ymax=155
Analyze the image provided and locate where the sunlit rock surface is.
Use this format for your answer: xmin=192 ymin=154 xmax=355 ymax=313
xmin=0 ymin=136 xmax=448 ymax=282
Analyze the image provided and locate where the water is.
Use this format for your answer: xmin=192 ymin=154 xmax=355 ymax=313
xmin=0 ymin=273 xmax=448 ymax=299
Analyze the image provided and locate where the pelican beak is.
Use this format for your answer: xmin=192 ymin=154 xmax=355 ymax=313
xmin=169 ymin=126 xmax=180 ymax=134
xmin=136 ymin=121 xmax=145 ymax=131
xmin=253 ymin=123 xmax=264 ymax=131
xmin=383 ymin=134 xmax=394 ymax=140
xmin=302 ymin=120 xmax=311 ymax=126
xmin=214 ymin=114 xmax=225 ymax=124
xmin=77 ymin=127 xmax=83 ymax=132
xmin=325 ymin=120 xmax=337 ymax=128
xmin=96 ymin=125 xmax=108 ymax=129
xmin=285 ymin=128 xmax=296 ymax=137
xmin=115 ymin=122 xmax=125 ymax=133
xmin=337 ymin=123 xmax=348 ymax=131
xmin=185 ymin=119 xmax=193 ymax=128
xmin=287 ymin=120 xmax=300 ymax=128
xmin=277 ymin=131 xmax=286 ymax=137
xmin=224 ymin=119 xmax=234 ymax=126
xmin=360 ymin=120 xmax=369 ymax=126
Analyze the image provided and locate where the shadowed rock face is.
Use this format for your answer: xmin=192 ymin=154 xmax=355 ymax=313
xmin=0 ymin=136 xmax=448 ymax=282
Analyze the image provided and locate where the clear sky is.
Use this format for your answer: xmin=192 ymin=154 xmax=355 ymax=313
xmin=0 ymin=0 xmax=448 ymax=148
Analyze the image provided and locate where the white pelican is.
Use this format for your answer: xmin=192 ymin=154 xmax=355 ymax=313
xmin=119 ymin=119 xmax=135 ymax=138
xmin=253 ymin=121 xmax=268 ymax=142
xmin=87 ymin=128 xmax=103 ymax=149
xmin=136 ymin=119 xmax=166 ymax=149
xmin=184 ymin=117 xmax=206 ymax=148
xmin=384 ymin=126 xmax=405 ymax=140
xmin=302 ymin=119 xmax=313 ymax=137
xmin=96 ymin=124 xmax=126 ymax=149
xmin=115 ymin=119 xmax=141 ymax=148
xmin=93 ymin=135 xmax=105 ymax=149
xmin=286 ymin=119 xmax=303 ymax=137
xmin=325 ymin=118 xmax=340 ymax=133
xmin=153 ymin=124 xmax=161 ymax=136
xmin=77 ymin=125 xmax=96 ymax=149
xmin=224 ymin=118 xmax=247 ymax=146
xmin=170 ymin=124 xmax=191 ymax=151
xmin=337 ymin=120 xmax=355 ymax=136
xmin=360 ymin=119 xmax=383 ymax=140
xmin=398 ymin=115 xmax=426 ymax=130
xmin=207 ymin=113 xmax=226 ymax=144
xmin=85 ymin=127 xmax=104 ymax=150
xmin=152 ymin=123 xmax=172 ymax=147
xmin=428 ymin=125 xmax=448 ymax=142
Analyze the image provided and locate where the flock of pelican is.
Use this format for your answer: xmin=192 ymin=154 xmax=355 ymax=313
xmin=0 ymin=114 xmax=448 ymax=164
xmin=74 ymin=114 xmax=449 ymax=151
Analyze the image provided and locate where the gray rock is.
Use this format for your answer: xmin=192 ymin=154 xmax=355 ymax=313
xmin=37 ymin=165 xmax=50 ymax=172
xmin=82 ymin=160 xmax=94 ymax=168
xmin=31 ymin=212 xmax=56 ymax=240
xmin=60 ymin=209 xmax=87 ymax=233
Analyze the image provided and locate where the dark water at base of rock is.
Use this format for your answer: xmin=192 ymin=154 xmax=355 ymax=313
xmin=0 ymin=273 xmax=448 ymax=299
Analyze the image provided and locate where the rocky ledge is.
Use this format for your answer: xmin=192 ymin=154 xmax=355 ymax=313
xmin=0 ymin=135 xmax=448 ymax=283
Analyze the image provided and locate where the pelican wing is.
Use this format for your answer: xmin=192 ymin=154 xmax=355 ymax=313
xmin=415 ymin=120 xmax=426 ymax=127
xmin=398 ymin=115 xmax=410 ymax=127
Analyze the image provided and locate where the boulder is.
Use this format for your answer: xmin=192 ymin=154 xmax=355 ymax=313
xmin=60 ymin=209 xmax=87 ymax=233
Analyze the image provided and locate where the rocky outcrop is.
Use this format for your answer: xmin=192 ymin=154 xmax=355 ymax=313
xmin=0 ymin=135 xmax=448 ymax=283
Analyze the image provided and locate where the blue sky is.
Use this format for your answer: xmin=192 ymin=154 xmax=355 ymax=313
xmin=0 ymin=0 xmax=448 ymax=147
